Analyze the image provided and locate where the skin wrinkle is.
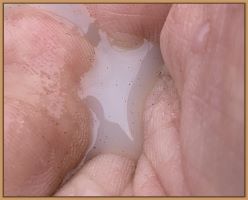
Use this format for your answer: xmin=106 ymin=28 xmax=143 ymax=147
xmin=57 ymin=173 xmax=108 ymax=196
xmin=161 ymin=33 xmax=186 ymax=94
xmin=189 ymin=90 xmax=242 ymax=125
xmin=77 ymin=173 xmax=108 ymax=194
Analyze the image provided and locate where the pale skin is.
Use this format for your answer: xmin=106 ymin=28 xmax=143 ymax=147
xmin=4 ymin=4 xmax=244 ymax=196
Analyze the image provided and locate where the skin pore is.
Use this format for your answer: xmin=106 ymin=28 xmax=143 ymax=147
xmin=4 ymin=4 xmax=244 ymax=196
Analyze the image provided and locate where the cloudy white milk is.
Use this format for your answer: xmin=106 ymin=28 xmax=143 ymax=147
xmin=22 ymin=3 xmax=164 ymax=166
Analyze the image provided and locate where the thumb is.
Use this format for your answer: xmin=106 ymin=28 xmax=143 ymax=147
xmin=4 ymin=6 xmax=94 ymax=196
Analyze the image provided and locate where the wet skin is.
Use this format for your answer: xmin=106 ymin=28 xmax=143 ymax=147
xmin=4 ymin=4 xmax=244 ymax=196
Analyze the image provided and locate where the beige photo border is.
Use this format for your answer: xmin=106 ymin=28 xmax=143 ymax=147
xmin=0 ymin=0 xmax=246 ymax=199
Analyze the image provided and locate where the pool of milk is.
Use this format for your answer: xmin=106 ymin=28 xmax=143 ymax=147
xmin=12 ymin=3 xmax=164 ymax=176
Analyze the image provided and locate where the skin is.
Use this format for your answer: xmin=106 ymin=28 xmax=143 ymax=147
xmin=4 ymin=4 xmax=244 ymax=196
xmin=4 ymin=6 xmax=94 ymax=196
xmin=86 ymin=4 xmax=172 ymax=46
xmin=161 ymin=4 xmax=244 ymax=195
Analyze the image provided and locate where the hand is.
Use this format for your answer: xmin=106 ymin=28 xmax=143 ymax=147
xmin=4 ymin=4 xmax=244 ymax=196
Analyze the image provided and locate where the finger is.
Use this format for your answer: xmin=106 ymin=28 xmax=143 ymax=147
xmin=160 ymin=4 xmax=244 ymax=195
xmin=138 ymin=71 xmax=189 ymax=196
xmin=132 ymin=154 xmax=165 ymax=196
xmin=4 ymin=6 xmax=94 ymax=196
xmin=86 ymin=4 xmax=171 ymax=47
xmin=55 ymin=154 xmax=135 ymax=196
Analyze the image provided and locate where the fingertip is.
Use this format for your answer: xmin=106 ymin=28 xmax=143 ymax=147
xmin=55 ymin=154 xmax=135 ymax=196
xmin=86 ymin=4 xmax=172 ymax=47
